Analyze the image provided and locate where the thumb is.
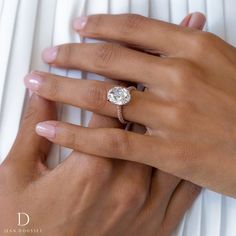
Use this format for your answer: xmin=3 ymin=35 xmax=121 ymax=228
xmin=4 ymin=94 xmax=57 ymax=171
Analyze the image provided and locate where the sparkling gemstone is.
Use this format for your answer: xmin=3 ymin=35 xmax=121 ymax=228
xmin=107 ymin=87 xmax=131 ymax=105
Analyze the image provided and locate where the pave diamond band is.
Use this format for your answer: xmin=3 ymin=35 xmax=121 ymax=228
xmin=107 ymin=86 xmax=136 ymax=124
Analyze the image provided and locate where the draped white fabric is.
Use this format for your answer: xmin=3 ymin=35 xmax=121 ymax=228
xmin=0 ymin=0 xmax=236 ymax=235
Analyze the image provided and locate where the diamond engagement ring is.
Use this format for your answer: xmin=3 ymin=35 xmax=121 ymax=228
xmin=107 ymin=86 xmax=137 ymax=124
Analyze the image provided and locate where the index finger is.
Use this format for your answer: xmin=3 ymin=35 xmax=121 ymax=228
xmin=73 ymin=14 xmax=193 ymax=56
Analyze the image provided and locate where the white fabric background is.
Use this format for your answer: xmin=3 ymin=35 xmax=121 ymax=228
xmin=0 ymin=0 xmax=236 ymax=235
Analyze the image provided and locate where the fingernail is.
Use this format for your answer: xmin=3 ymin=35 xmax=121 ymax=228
xmin=73 ymin=16 xmax=88 ymax=30
xmin=24 ymin=73 xmax=42 ymax=92
xmin=188 ymin=12 xmax=206 ymax=29
xmin=36 ymin=122 xmax=56 ymax=139
xmin=42 ymin=46 xmax=58 ymax=63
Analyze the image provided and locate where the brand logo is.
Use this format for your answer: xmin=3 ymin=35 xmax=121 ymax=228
xmin=3 ymin=212 xmax=42 ymax=234
xmin=17 ymin=213 xmax=30 ymax=227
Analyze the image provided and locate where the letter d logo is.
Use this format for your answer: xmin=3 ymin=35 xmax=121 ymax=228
xmin=17 ymin=212 xmax=30 ymax=226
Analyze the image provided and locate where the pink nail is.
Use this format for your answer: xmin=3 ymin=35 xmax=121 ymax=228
xmin=73 ymin=16 xmax=88 ymax=30
xmin=42 ymin=46 xmax=58 ymax=63
xmin=24 ymin=73 xmax=42 ymax=92
xmin=36 ymin=122 xmax=56 ymax=139
xmin=188 ymin=12 xmax=206 ymax=29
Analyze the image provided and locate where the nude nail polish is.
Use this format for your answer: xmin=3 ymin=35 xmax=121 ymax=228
xmin=24 ymin=73 xmax=42 ymax=92
xmin=36 ymin=123 xmax=56 ymax=139
xmin=73 ymin=16 xmax=88 ymax=30
xmin=188 ymin=12 xmax=206 ymax=29
xmin=42 ymin=46 xmax=58 ymax=63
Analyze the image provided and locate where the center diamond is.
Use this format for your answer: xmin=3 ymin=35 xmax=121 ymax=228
xmin=107 ymin=87 xmax=131 ymax=105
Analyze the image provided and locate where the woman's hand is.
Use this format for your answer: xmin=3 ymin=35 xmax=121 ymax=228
xmin=26 ymin=13 xmax=236 ymax=198
xmin=0 ymin=13 xmax=205 ymax=236
xmin=0 ymin=95 xmax=200 ymax=236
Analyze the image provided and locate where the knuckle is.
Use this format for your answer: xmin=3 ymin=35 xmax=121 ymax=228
xmin=186 ymin=183 xmax=201 ymax=198
xmin=174 ymin=68 xmax=189 ymax=87
xmin=81 ymin=157 xmax=113 ymax=183
xmin=169 ymin=59 xmax=198 ymax=99
xmin=190 ymin=32 xmax=216 ymax=54
xmin=168 ymin=107 xmax=187 ymax=129
xmin=23 ymin=104 xmax=38 ymax=123
xmin=116 ymin=185 xmax=147 ymax=211
xmin=58 ymin=44 xmax=75 ymax=66
xmin=86 ymin=82 xmax=107 ymax=111
xmin=94 ymin=43 xmax=119 ymax=70
xmin=174 ymin=59 xmax=194 ymax=80
xmin=120 ymin=14 xmax=146 ymax=35
xmin=47 ymin=78 xmax=60 ymax=98
xmin=173 ymin=145 xmax=197 ymax=176
xmin=21 ymin=100 xmax=47 ymax=132
xmin=105 ymin=130 xmax=131 ymax=157
xmin=86 ymin=15 xmax=105 ymax=36
xmin=63 ymin=129 xmax=79 ymax=150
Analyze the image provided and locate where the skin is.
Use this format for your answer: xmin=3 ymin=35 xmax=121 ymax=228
xmin=23 ymin=13 xmax=236 ymax=198
xmin=0 ymin=14 xmax=204 ymax=236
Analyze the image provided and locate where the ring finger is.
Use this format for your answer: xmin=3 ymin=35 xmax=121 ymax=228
xmin=24 ymin=72 xmax=171 ymax=128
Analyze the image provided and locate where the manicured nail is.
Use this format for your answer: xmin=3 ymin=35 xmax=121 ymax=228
xmin=42 ymin=46 xmax=58 ymax=63
xmin=73 ymin=16 xmax=88 ymax=30
xmin=24 ymin=73 xmax=42 ymax=92
xmin=188 ymin=12 xmax=206 ymax=29
xmin=36 ymin=122 xmax=56 ymax=139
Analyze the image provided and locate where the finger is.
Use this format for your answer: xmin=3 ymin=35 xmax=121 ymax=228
xmin=127 ymin=12 xmax=206 ymax=56
xmin=89 ymin=114 xmax=152 ymax=197
xmin=161 ymin=181 xmax=201 ymax=234
xmin=89 ymin=115 xmax=152 ymax=224
xmin=147 ymin=171 xmax=180 ymax=209
xmin=34 ymin=121 xmax=173 ymax=170
xmin=5 ymin=94 xmax=56 ymax=169
xmin=36 ymin=120 xmax=211 ymax=186
xmin=126 ymin=170 xmax=180 ymax=235
xmin=52 ymin=116 xmax=117 ymax=191
xmin=54 ymin=108 xmax=121 ymax=178
xmin=89 ymin=114 xmax=152 ymax=212
xmin=24 ymin=72 xmax=167 ymax=127
xmin=42 ymin=42 xmax=168 ymax=86
xmin=72 ymin=14 xmax=194 ymax=56
xmin=180 ymin=12 xmax=206 ymax=29
xmin=88 ymin=113 xmax=122 ymax=129
xmin=54 ymin=116 xmax=151 ymax=202
xmin=36 ymin=119 xmax=211 ymax=191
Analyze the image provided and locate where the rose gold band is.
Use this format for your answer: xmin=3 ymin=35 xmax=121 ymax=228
xmin=117 ymin=86 xmax=136 ymax=124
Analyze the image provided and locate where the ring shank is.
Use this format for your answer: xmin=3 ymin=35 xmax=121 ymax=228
xmin=117 ymin=86 xmax=136 ymax=124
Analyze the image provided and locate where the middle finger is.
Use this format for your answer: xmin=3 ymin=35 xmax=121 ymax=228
xmin=42 ymin=42 xmax=169 ymax=87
